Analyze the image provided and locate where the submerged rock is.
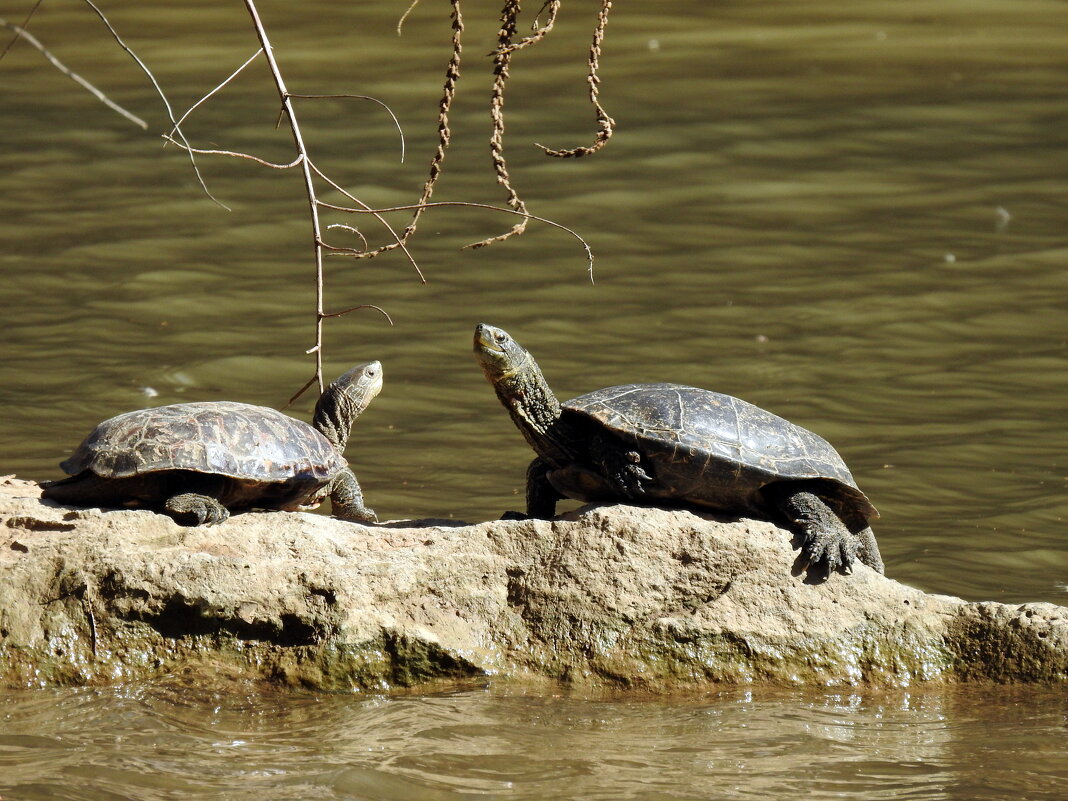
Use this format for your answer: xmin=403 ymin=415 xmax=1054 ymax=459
xmin=1 ymin=476 xmax=1065 ymax=690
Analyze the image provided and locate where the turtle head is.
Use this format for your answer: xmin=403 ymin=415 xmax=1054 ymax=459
xmin=312 ymin=360 xmax=383 ymax=453
xmin=473 ymin=323 xmax=529 ymax=381
xmin=473 ymin=323 xmax=564 ymax=451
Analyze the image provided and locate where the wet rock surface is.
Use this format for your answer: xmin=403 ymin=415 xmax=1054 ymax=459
xmin=1 ymin=476 xmax=1065 ymax=691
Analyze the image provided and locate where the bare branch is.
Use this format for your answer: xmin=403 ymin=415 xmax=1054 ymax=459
xmin=243 ymin=0 xmax=333 ymax=391
xmin=286 ymin=374 xmax=319 ymax=408
xmin=0 ymin=17 xmax=147 ymax=129
xmin=398 ymin=0 xmax=461 ymax=239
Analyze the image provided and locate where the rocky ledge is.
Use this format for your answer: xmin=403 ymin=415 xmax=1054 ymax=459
xmin=1 ymin=476 xmax=1066 ymax=691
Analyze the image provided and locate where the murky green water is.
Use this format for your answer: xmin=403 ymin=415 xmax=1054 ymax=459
xmin=2 ymin=0 xmax=1067 ymax=797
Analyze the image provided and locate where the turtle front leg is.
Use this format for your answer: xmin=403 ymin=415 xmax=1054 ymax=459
xmin=164 ymin=493 xmax=230 ymax=526
xmin=764 ymin=485 xmax=858 ymax=579
xmin=329 ymin=468 xmax=377 ymax=524
xmin=524 ymin=457 xmax=565 ymax=519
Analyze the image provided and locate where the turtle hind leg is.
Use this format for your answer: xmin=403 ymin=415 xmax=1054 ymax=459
xmin=163 ymin=493 xmax=230 ymax=526
xmin=764 ymin=484 xmax=858 ymax=579
xmin=328 ymin=468 xmax=377 ymax=524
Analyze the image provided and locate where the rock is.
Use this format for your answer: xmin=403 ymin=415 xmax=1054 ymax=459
xmin=1 ymin=475 xmax=1066 ymax=691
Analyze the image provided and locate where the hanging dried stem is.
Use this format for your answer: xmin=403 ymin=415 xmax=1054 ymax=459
xmin=465 ymin=0 xmax=530 ymax=249
xmin=400 ymin=0 xmax=462 ymax=238
xmin=0 ymin=17 xmax=147 ymax=128
xmin=347 ymin=0 xmax=464 ymax=262
xmin=536 ymin=0 xmax=614 ymax=158
xmin=493 ymin=0 xmax=560 ymax=55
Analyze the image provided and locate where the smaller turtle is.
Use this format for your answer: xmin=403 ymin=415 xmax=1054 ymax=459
xmin=41 ymin=362 xmax=383 ymax=526
xmin=473 ymin=324 xmax=883 ymax=578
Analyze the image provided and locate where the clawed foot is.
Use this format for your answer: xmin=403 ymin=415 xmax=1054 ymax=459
xmin=164 ymin=493 xmax=229 ymax=527
xmin=793 ymin=528 xmax=858 ymax=580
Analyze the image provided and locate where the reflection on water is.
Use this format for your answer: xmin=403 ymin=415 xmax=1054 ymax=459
xmin=2 ymin=0 xmax=1068 ymax=797
xmin=3 ymin=679 xmax=1068 ymax=801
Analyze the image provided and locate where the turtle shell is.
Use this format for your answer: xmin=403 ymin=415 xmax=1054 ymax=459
xmin=60 ymin=401 xmax=345 ymax=483
xmin=561 ymin=383 xmax=877 ymax=520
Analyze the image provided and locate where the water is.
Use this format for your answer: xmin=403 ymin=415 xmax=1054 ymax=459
xmin=3 ymin=680 xmax=1068 ymax=801
xmin=1 ymin=0 xmax=1067 ymax=797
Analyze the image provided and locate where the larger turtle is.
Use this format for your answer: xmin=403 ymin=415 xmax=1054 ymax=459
xmin=473 ymin=324 xmax=883 ymax=577
xmin=41 ymin=362 xmax=383 ymax=526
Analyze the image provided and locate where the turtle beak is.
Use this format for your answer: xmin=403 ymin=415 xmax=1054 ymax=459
xmin=474 ymin=323 xmax=505 ymax=354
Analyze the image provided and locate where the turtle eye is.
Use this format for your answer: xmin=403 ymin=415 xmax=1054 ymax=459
xmin=494 ymin=332 xmax=508 ymax=345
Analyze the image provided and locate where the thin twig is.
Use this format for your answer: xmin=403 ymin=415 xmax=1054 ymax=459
xmin=536 ymin=0 xmax=614 ymax=158
xmin=0 ymin=17 xmax=148 ymax=128
xmin=326 ymin=222 xmax=368 ymax=251
xmin=161 ymin=135 xmax=302 ymax=169
xmin=168 ymin=48 xmax=263 ymax=141
xmin=80 ymin=0 xmax=228 ymax=208
xmin=288 ymin=93 xmax=405 ymax=163
xmin=322 ymin=304 xmax=393 ymax=322
xmin=0 ymin=0 xmax=42 ymax=62
xmin=396 ymin=0 xmax=422 ymax=35
xmin=399 ymin=0 xmax=462 ymax=238
xmin=308 ymin=161 xmax=426 ymax=282
xmin=320 ymin=198 xmax=595 ymax=283
xmin=287 ymin=374 xmax=319 ymax=407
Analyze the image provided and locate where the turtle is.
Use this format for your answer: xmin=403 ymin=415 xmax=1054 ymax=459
xmin=473 ymin=324 xmax=883 ymax=577
xmin=41 ymin=361 xmax=383 ymax=527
